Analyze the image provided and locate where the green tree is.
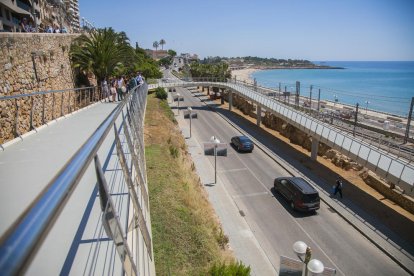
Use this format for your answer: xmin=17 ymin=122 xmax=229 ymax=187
xmin=159 ymin=39 xmax=166 ymax=50
xmin=190 ymin=62 xmax=231 ymax=80
xmin=153 ymin=41 xmax=159 ymax=52
xmin=168 ymin=49 xmax=177 ymax=57
xmin=70 ymin=28 xmax=133 ymax=84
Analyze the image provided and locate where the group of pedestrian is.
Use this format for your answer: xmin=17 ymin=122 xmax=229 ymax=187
xmin=18 ymin=17 xmax=69 ymax=33
xmin=101 ymin=72 xmax=145 ymax=103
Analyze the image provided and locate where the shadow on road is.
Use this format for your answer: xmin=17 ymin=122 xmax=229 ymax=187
xmin=213 ymin=105 xmax=414 ymax=256
xmin=270 ymin=187 xmax=317 ymax=218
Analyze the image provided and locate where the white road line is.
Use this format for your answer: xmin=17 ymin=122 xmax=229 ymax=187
xmin=217 ymin=168 xmax=248 ymax=173
xmin=233 ymin=192 xmax=269 ymax=199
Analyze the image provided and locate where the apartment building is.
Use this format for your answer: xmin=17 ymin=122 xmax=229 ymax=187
xmin=0 ymin=0 xmax=80 ymax=33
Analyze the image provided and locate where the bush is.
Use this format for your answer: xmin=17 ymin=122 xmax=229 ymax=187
xmin=169 ymin=145 xmax=179 ymax=158
xmin=215 ymin=229 xmax=229 ymax=249
xmin=155 ymin=87 xmax=168 ymax=100
xmin=209 ymin=261 xmax=251 ymax=276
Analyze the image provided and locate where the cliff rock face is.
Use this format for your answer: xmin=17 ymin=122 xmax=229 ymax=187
xmin=0 ymin=33 xmax=80 ymax=144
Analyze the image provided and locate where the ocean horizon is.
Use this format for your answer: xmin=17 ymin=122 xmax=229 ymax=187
xmin=251 ymin=61 xmax=414 ymax=117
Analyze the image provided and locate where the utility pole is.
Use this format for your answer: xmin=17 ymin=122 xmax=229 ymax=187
xmin=404 ymin=97 xmax=414 ymax=144
xmin=309 ymin=85 xmax=313 ymax=110
xmin=278 ymin=82 xmax=281 ymax=101
xmin=295 ymin=81 xmax=300 ymax=108
xmin=317 ymin=89 xmax=321 ymax=113
xmin=353 ymin=103 xmax=359 ymax=136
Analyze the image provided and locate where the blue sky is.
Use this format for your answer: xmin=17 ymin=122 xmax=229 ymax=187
xmin=79 ymin=0 xmax=414 ymax=61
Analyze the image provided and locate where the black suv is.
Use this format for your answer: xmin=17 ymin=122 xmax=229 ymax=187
xmin=274 ymin=177 xmax=320 ymax=212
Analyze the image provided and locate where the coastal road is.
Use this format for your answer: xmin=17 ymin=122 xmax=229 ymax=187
xmin=165 ymin=71 xmax=410 ymax=275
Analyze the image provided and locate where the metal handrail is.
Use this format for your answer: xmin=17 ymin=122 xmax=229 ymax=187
xmin=0 ymin=86 xmax=97 ymax=101
xmin=0 ymin=86 xmax=102 ymax=145
xmin=0 ymin=83 xmax=147 ymax=275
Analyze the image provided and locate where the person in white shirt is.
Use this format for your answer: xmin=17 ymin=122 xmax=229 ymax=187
xmin=117 ymin=76 xmax=125 ymax=101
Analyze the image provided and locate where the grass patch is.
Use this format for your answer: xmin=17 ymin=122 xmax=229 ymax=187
xmin=145 ymin=94 xmax=234 ymax=275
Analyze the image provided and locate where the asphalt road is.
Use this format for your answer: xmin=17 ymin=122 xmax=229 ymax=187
xmin=165 ymin=71 xmax=409 ymax=275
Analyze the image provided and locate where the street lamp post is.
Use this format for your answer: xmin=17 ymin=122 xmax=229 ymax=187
xmin=293 ymin=241 xmax=324 ymax=276
xmin=211 ymin=136 xmax=220 ymax=184
xmin=365 ymin=100 xmax=370 ymax=114
xmin=177 ymin=93 xmax=180 ymax=114
xmin=188 ymin=107 xmax=192 ymax=138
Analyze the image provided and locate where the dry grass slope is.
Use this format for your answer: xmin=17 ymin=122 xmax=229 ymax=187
xmin=144 ymin=94 xmax=233 ymax=275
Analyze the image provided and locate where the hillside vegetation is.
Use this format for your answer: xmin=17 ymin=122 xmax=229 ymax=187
xmin=145 ymin=93 xmax=241 ymax=275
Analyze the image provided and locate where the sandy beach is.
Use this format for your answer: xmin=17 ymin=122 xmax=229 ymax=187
xmin=231 ymin=68 xmax=259 ymax=83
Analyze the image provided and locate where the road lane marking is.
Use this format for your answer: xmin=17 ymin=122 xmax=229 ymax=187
xmin=233 ymin=192 xmax=269 ymax=199
xmin=217 ymin=168 xmax=248 ymax=173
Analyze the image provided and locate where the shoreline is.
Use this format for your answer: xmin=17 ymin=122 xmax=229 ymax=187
xmin=231 ymin=68 xmax=260 ymax=83
xmin=231 ymin=66 xmax=344 ymax=83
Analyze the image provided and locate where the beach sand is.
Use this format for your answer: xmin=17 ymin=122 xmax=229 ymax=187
xmin=231 ymin=68 xmax=259 ymax=83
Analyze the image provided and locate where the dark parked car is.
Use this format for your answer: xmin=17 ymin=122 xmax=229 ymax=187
xmin=274 ymin=177 xmax=320 ymax=212
xmin=231 ymin=136 xmax=254 ymax=152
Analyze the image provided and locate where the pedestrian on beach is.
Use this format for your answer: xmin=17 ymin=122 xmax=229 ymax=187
xmin=333 ymin=176 xmax=343 ymax=198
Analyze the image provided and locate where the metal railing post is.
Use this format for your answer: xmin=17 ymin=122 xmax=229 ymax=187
xmin=74 ymin=90 xmax=77 ymax=111
xmin=14 ymin=99 xmax=20 ymax=138
xmin=42 ymin=93 xmax=46 ymax=125
xmin=60 ymin=93 xmax=64 ymax=117
xmin=52 ymin=93 xmax=55 ymax=120
xmin=68 ymin=91 xmax=72 ymax=113
xmin=30 ymin=97 xmax=35 ymax=130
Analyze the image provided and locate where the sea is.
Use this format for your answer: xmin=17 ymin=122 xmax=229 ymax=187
xmin=251 ymin=61 xmax=414 ymax=117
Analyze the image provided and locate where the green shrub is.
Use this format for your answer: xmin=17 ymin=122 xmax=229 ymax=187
xmin=155 ymin=87 xmax=168 ymax=100
xmin=209 ymin=261 xmax=251 ymax=276
xmin=215 ymin=229 xmax=229 ymax=249
xmin=169 ymin=145 xmax=179 ymax=158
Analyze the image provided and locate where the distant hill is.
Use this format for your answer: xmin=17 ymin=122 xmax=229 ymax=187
xmin=200 ymin=56 xmax=343 ymax=69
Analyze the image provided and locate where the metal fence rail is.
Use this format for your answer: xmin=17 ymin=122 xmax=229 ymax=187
xmin=0 ymin=86 xmax=105 ymax=146
xmin=150 ymin=79 xmax=414 ymax=195
xmin=0 ymin=84 xmax=153 ymax=275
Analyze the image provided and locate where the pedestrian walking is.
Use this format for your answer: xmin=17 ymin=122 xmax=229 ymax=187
xmin=117 ymin=76 xmax=125 ymax=101
xmin=333 ymin=176 xmax=343 ymax=198
xmin=110 ymin=79 xmax=117 ymax=102
xmin=102 ymin=78 xmax=109 ymax=102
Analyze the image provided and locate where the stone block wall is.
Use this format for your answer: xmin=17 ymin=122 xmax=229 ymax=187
xmin=0 ymin=33 xmax=81 ymax=144
xmin=221 ymin=90 xmax=413 ymax=213
xmin=360 ymin=170 xmax=414 ymax=213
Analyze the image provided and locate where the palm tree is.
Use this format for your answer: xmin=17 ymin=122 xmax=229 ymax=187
xmin=70 ymin=28 xmax=133 ymax=84
xmin=159 ymin=39 xmax=166 ymax=50
xmin=152 ymin=41 xmax=159 ymax=59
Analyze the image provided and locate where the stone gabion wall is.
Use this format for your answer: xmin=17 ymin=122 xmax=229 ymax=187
xmin=0 ymin=33 xmax=80 ymax=144
xmin=221 ymin=90 xmax=413 ymax=211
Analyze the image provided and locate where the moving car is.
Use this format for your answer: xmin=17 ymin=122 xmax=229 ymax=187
xmin=231 ymin=136 xmax=254 ymax=152
xmin=273 ymin=177 xmax=320 ymax=212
